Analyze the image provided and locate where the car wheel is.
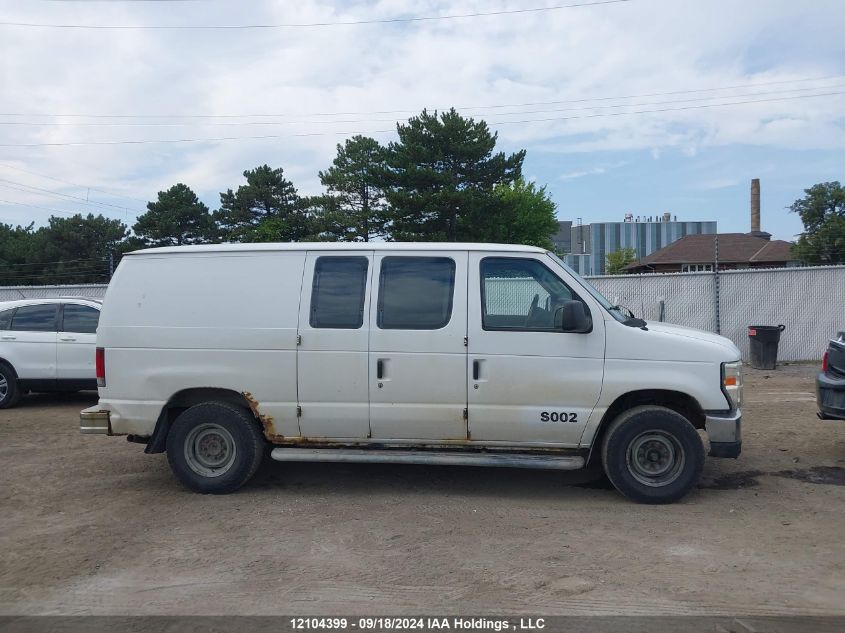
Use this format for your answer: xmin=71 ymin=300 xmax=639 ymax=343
xmin=601 ymin=405 xmax=704 ymax=504
xmin=166 ymin=401 xmax=265 ymax=494
xmin=0 ymin=362 xmax=21 ymax=409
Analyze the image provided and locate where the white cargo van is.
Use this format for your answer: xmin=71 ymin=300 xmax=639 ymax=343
xmin=80 ymin=243 xmax=742 ymax=503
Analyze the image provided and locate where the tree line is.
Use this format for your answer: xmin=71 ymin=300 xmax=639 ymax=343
xmin=0 ymin=109 xmax=559 ymax=285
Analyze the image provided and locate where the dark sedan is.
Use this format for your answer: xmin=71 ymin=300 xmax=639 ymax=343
xmin=817 ymin=331 xmax=845 ymax=420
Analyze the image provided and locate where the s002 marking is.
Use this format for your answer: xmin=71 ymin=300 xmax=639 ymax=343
xmin=540 ymin=411 xmax=578 ymax=423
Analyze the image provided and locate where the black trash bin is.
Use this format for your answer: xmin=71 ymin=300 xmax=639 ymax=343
xmin=748 ymin=324 xmax=785 ymax=370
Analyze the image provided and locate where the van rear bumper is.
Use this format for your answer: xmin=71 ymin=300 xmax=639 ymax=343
xmin=705 ymin=409 xmax=742 ymax=459
xmin=80 ymin=406 xmax=112 ymax=435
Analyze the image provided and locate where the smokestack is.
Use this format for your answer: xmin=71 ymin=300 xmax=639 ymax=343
xmin=749 ymin=178 xmax=771 ymax=240
xmin=751 ymin=178 xmax=761 ymax=233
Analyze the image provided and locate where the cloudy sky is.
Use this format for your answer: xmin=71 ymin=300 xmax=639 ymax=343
xmin=1 ymin=0 xmax=843 ymax=241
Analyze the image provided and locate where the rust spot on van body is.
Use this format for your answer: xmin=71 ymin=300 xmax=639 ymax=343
xmin=241 ymin=391 xmax=284 ymax=442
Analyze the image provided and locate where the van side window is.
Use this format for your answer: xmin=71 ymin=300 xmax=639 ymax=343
xmin=310 ymin=257 xmax=369 ymax=329
xmin=10 ymin=304 xmax=59 ymax=332
xmin=378 ymin=257 xmax=455 ymax=330
xmin=481 ymin=257 xmax=583 ymax=331
xmin=62 ymin=304 xmax=100 ymax=334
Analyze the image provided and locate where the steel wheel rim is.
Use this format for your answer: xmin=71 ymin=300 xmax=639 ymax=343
xmin=183 ymin=423 xmax=237 ymax=478
xmin=0 ymin=375 xmax=7 ymax=399
xmin=626 ymin=431 xmax=685 ymax=487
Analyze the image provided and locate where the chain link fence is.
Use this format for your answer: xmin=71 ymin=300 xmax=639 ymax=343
xmin=2 ymin=265 xmax=842 ymax=361
xmin=587 ymin=266 xmax=845 ymax=361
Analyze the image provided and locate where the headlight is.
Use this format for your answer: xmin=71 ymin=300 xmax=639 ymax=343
xmin=722 ymin=361 xmax=743 ymax=409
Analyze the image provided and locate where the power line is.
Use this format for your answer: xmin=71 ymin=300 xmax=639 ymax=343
xmin=0 ymin=163 xmax=149 ymax=204
xmin=0 ymin=179 xmax=141 ymax=212
xmin=0 ymin=257 xmax=109 ymax=268
xmin=2 ymin=90 xmax=842 ymax=149
xmin=488 ymin=90 xmax=845 ymax=125
xmin=4 ymin=83 xmax=843 ymax=128
xmin=0 ymin=178 xmax=144 ymax=213
xmin=0 ymin=270 xmax=110 ymax=280
xmin=2 ymin=75 xmax=839 ymax=119
xmin=0 ymin=0 xmax=632 ymax=29
xmin=0 ymin=197 xmax=123 ymax=217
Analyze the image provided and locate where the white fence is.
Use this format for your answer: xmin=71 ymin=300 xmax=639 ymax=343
xmin=2 ymin=266 xmax=842 ymax=361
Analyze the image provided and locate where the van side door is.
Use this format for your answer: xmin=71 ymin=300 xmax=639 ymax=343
xmin=466 ymin=253 xmax=605 ymax=446
xmin=368 ymin=251 xmax=468 ymax=440
xmin=297 ymin=252 xmax=373 ymax=438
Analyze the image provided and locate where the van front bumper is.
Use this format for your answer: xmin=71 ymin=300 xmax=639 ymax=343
xmin=80 ymin=406 xmax=112 ymax=435
xmin=705 ymin=409 xmax=742 ymax=458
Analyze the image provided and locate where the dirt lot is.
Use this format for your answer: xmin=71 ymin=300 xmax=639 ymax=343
xmin=1 ymin=364 xmax=844 ymax=616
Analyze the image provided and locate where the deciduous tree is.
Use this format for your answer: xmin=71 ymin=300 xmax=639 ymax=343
xmin=605 ymin=247 xmax=638 ymax=275
xmin=791 ymin=181 xmax=845 ymax=265
xmin=478 ymin=178 xmax=559 ymax=248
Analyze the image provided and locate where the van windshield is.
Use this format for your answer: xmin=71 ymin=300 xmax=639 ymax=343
xmin=546 ymin=252 xmax=629 ymax=323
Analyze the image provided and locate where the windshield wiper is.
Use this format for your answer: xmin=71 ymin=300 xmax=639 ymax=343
xmin=610 ymin=305 xmax=648 ymax=330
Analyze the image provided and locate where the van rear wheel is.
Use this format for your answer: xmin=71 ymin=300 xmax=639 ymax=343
xmin=166 ymin=402 xmax=265 ymax=494
xmin=601 ymin=405 xmax=704 ymax=504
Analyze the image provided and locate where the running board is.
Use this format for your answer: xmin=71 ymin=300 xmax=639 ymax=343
xmin=270 ymin=448 xmax=585 ymax=471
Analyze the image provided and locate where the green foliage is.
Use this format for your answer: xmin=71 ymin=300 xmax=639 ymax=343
xmin=0 ymin=111 xmax=572 ymax=285
xmin=790 ymin=181 xmax=845 ymax=265
xmin=134 ymin=183 xmax=213 ymax=247
xmin=382 ymin=109 xmax=525 ymax=241
xmin=0 ymin=214 xmax=128 ymax=285
xmin=214 ymin=165 xmax=314 ymax=242
xmin=481 ymin=178 xmax=559 ymax=248
xmin=317 ymin=136 xmax=388 ymax=242
xmin=605 ymin=247 xmax=638 ymax=275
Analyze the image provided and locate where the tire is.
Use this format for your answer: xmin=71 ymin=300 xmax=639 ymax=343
xmin=0 ymin=362 xmax=21 ymax=409
xmin=601 ymin=405 xmax=704 ymax=504
xmin=166 ymin=401 xmax=265 ymax=494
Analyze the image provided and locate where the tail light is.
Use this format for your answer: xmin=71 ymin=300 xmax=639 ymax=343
xmin=822 ymin=351 xmax=829 ymax=373
xmin=95 ymin=347 xmax=106 ymax=387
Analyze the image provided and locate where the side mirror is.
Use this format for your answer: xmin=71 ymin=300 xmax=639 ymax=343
xmin=554 ymin=300 xmax=590 ymax=333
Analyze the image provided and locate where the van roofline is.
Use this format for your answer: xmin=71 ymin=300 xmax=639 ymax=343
xmin=126 ymin=242 xmax=548 ymax=256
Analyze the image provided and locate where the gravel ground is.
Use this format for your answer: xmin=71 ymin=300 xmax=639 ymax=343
xmin=1 ymin=363 xmax=844 ymax=616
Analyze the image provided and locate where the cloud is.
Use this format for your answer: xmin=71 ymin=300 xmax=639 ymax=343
xmin=559 ymin=160 xmax=628 ymax=180
xmin=0 ymin=0 xmax=844 ymax=229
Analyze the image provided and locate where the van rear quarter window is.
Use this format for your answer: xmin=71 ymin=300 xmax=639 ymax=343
xmin=310 ymin=256 xmax=368 ymax=329
xmin=377 ymin=256 xmax=456 ymax=330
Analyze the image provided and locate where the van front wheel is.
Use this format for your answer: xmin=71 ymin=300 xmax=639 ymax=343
xmin=601 ymin=405 xmax=704 ymax=504
xmin=166 ymin=402 xmax=265 ymax=494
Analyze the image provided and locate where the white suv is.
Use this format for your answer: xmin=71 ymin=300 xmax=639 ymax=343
xmin=0 ymin=298 xmax=101 ymax=408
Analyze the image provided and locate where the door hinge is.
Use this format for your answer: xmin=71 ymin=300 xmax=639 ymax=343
xmin=296 ymin=334 xmax=302 ymax=346
xmin=296 ymin=406 xmax=302 ymax=417
xmin=463 ymin=336 xmax=468 ymax=347
xmin=462 ymin=408 xmax=468 ymax=420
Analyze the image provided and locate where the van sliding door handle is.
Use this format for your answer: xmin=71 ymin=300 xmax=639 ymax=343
xmin=376 ymin=359 xmax=385 ymax=380
xmin=472 ymin=360 xmax=480 ymax=381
